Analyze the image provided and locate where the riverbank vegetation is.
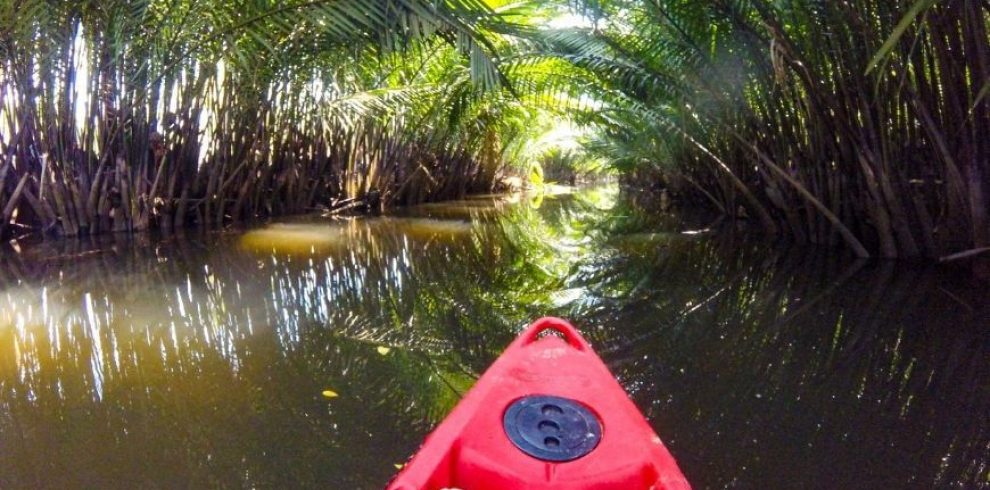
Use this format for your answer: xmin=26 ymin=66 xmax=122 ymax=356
xmin=0 ymin=0 xmax=559 ymax=238
xmin=546 ymin=0 xmax=989 ymax=260
xmin=2 ymin=1 xmax=988 ymax=262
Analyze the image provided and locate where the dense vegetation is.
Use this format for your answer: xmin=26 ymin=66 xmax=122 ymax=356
xmin=1 ymin=0 xmax=988 ymax=261
xmin=553 ymin=0 xmax=989 ymax=260
xmin=0 ymin=0 xmax=546 ymax=237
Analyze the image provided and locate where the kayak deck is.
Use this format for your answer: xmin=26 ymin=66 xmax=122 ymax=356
xmin=388 ymin=317 xmax=690 ymax=489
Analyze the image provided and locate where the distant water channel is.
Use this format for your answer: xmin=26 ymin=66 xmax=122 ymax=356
xmin=1 ymin=187 xmax=986 ymax=488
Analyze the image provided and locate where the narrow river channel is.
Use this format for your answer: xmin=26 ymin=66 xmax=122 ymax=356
xmin=1 ymin=186 xmax=986 ymax=488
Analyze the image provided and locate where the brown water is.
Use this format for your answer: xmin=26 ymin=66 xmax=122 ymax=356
xmin=0 ymin=187 xmax=987 ymax=488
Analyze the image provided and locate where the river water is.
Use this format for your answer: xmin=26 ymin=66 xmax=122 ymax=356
xmin=0 ymin=187 xmax=986 ymax=488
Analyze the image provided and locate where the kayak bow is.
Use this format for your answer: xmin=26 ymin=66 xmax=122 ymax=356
xmin=388 ymin=317 xmax=690 ymax=489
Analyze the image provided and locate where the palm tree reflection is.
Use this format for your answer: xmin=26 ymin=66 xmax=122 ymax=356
xmin=0 ymin=188 xmax=986 ymax=487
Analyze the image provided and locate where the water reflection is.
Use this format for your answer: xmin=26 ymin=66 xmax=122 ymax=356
xmin=568 ymin=209 xmax=989 ymax=488
xmin=0 ymin=187 xmax=987 ymax=488
xmin=0 ymin=198 xmax=549 ymax=487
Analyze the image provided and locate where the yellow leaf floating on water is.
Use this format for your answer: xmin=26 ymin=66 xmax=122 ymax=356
xmin=377 ymin=346 xmax=391 ymax=355
xmin=321 ymin=390 xmax=339 ymax=399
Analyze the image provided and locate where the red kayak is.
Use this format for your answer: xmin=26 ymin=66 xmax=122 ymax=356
xmin=388 ymin=317 xmax=690 ymax=489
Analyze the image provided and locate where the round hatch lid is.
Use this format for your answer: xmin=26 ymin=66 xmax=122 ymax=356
xmin=503 ymin=395 xmax=603 ymax=462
